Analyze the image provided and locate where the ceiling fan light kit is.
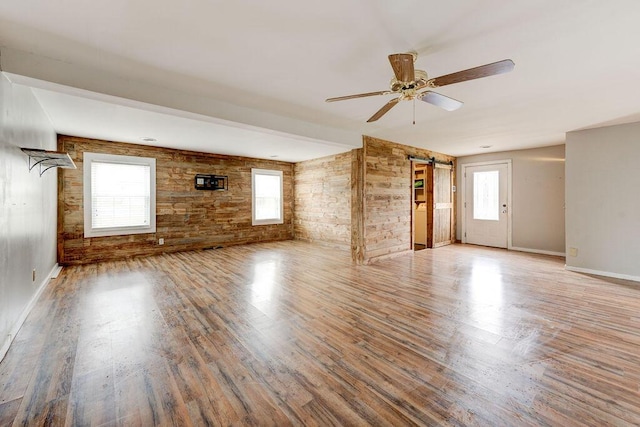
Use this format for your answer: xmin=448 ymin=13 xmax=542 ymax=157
xmin=326 ymin=52 xmax=514 ymax=122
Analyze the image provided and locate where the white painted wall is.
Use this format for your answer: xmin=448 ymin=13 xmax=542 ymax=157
xmin=0 ymin=73 xmax=58 ymax=361
xmin=457 ymin=145 xmax=565 ymax=255
xmin=566 ymin=122 xmax=640 ymax=281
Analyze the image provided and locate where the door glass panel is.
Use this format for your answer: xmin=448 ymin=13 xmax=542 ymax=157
xmin=473 ymin=170 xmax=499 ymax=220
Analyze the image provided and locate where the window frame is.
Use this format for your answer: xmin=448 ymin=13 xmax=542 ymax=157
xmin=83 ymin=152 xmax=156 ymax=238
xmin=251 ymin=168 xmax=284 ymax=226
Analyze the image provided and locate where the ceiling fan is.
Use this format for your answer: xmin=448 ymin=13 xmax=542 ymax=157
xmin=326 ymin=52 xmax=514 ymax=122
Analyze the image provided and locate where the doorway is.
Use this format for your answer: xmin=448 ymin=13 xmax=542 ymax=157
xmin=461 ymin=160 xmax=512 ymax=248
xmin=412 ymin=160 xmax=455 ymax=251
xmin=412 ymin=161 xmax=430 ymax=251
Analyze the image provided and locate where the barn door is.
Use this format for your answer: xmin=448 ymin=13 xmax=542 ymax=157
xmin=432 ymin=163 xmax=454 ymax=247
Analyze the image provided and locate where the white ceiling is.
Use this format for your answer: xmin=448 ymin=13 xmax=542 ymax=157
xmin=20 ymin=82 xmax=351 ymax=162
xmin=2 ymin=0 xmax=640 ymax=161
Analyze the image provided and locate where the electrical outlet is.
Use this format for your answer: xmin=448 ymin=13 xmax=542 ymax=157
xmin=32 ymin=269 xmax=36 ymax=282
xmin=158 ymin=238 xmax=165 ymax=245
xmin=568 ymin=247 xmax=578 ymax=257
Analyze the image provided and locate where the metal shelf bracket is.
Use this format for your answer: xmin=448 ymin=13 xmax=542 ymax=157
xmin=21 ymin=148 xmax=77 ymax=176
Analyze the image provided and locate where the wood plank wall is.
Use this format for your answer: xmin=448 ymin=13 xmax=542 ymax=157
xmin=57 ymin=135 xmax=294 ymax=265
xmin=293 ymin=151 xmax=353 ymax=249
xmin=351 ymin=148 xmax=365 ymax=263
xmin=361 ymin=136 xmax=456 ymax=263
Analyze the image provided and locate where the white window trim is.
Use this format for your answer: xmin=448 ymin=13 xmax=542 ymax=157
xmin=251 ymin=168 xmax=284 ymax=226
xmin=83 ymin=152 xmax=156 ymax=238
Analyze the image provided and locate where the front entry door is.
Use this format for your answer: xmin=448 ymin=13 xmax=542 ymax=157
xmin=463 ymin=163 xmax=509 ymax=248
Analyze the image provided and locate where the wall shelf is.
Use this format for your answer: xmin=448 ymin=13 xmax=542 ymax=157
xmin=414 ymin=164 xmax=427 ymax=205
xmin=21 ymin=148 xmax=77 ymax=176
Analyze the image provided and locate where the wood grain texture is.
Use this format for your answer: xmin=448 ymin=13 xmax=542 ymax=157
xmin=3 ymin=241 xmax=640 ymax=426
xmin=351 ymin=148 xmax=365 ymax=264
xmin=430 ymin=59 xmax=515 ymax=88
xmin=426 ymin=164 xmax=435 ymax=248
xmin=294 ymin=152 xmax=352 ymax=249
xmin=362 ymin=136 xmax=456 ymax=262
xmin=57 ymin=135 xmax=294 ymax=265
xmin=58 ymin=135 xmax=458 ymax=266
xmin=433 ymin=165 xmax=453 ymax=247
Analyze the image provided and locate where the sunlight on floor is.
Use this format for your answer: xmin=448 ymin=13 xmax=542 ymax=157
xmin=469 ymin=258 xmax=504 ymax=335
xmin=251 ymin=259 xmax=278 ymax=317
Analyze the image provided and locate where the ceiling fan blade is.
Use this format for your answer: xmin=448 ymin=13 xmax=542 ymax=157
xmin=419 ymin=91 xmax=463 ymax=111
xmin=388 ymin=53 xmax=415 ymax=83
xmin=326 ymin=90 xmax=392 ymax=102
xmin=367 ymin=97 xmax=400 ymax=122
xmin=429 ymin=59 xmax=515 ymax=88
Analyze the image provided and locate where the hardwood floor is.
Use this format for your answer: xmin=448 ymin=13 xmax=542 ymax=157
xmin=2 ymin=241 xmax=640 ymax=426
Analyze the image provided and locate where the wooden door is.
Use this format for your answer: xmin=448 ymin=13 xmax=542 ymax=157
xmin=426 ymin=164 xmax=434 ymax=248
xmin=432 ymin=163 xmax=454 ymax=248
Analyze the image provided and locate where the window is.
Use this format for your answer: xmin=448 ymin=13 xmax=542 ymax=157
xmin=252 ymin=168 xmax=283 ymax=225
xmin=83 ymin=152 xmax=156 ymax=237
xmin=473 ymin=170 xmax=499 ymax=221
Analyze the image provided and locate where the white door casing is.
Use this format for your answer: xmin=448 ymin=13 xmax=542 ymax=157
xmin=461 ymin=160 xmax=512 ymax=249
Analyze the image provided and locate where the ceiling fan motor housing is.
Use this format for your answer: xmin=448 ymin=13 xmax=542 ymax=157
xmin=390 ymin=69 xmax=429 ymax=93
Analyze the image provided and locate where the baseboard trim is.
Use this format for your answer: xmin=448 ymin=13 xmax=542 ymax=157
xmin=0 ymin=263 xmax=59 ymax=362
xmin=565 ymin=265 xmax=640 ymax=283
xmin=510 ymin=246 xmax=566 ymax=257
xmin=364 ymin=249 xmax=413 ymax=265
xmin=50 ymin=264 xmax=63 ymax=279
